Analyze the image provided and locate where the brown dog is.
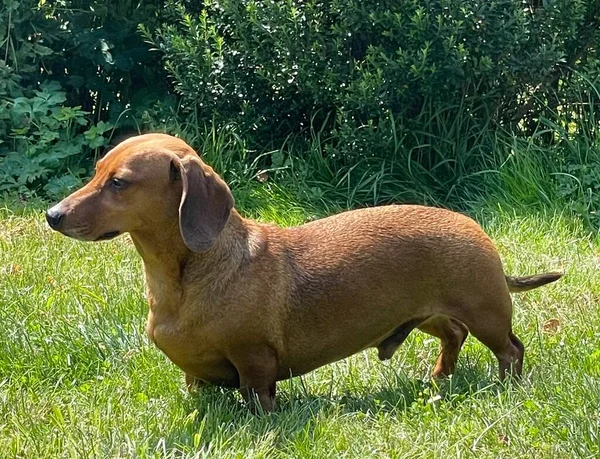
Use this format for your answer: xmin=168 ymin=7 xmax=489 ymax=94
xmin=46 ymin=133 xmax=562 ymax=412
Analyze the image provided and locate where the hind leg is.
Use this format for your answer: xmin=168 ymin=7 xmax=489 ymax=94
xmin=454 ymin=297 xmax=525 ymax=380
xmin=418 ymin=316 xmax=469 ymax=378
xmin=473 ymin=328 xmax=524 ymax=379
xmin=506 ymin=331 xmax=525 ymax=378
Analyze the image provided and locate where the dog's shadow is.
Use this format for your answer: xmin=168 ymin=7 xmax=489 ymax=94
xmin=164 ymin=367 xmax=512 ymax=452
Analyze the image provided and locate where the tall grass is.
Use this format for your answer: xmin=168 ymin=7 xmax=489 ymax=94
xmin=141 ymin=91 xmax=598 ymax=233
xmin=139 ymin=72 xmax=598 ymax=233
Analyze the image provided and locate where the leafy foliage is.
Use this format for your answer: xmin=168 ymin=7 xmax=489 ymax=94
xmin=0 ymin=0 xmax=171 ymax=198
xmin=0 ymin=81 xmax=112 ymax=199
xmin=150 ymin=0 xmax=599 ymax=146
xmin=145 ymin=0 xmax=600 ymax=226
xmin=1 ymin=0 xmax=171 ymax=128
xmin=2 ymin=0 xmax=600 ymax=223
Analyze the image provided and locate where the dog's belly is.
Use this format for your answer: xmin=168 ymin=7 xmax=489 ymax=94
xmin=277 ymin=349 xmax=373 ymax=380
xmin=277 ymin=313 xmax=408 ymax=379
xmin=279 ymin=282 xmax=429 ymax=372
xmin=278 ymin=334 xmax=391 ymax=379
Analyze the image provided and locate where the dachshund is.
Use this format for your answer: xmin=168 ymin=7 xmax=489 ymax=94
xmin=46 ymin=134 xmax=562 ymax=412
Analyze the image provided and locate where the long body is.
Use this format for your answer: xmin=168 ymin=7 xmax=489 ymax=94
xmin=46 ymin=134 xmax=562 ymax=412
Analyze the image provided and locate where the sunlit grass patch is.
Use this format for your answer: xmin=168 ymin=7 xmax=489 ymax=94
xmin=1 ymin=198 xmax=598 ymax=457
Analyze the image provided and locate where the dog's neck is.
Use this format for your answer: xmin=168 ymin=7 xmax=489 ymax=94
xmin=129 ymin=209 xmax=252 ymax=314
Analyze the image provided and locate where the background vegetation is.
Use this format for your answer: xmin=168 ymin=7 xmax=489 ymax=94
xmin=1 ymin=1 xmax=599 ymax=457
xmin=0 ymin=0 xmax=599 ymax=222
xmin=0 ymin=0 xmax=169 ymax=198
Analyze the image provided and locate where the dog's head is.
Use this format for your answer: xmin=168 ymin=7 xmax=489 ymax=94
xmin=46 ymin=133 xmax=234 ymax=252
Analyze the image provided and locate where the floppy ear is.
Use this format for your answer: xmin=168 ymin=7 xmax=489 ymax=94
xmin=173 ymin=156 xmax=234 ymax=252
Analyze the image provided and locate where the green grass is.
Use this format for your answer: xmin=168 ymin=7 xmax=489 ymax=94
xmin=1 ymin=195 xmax=599 ymax=458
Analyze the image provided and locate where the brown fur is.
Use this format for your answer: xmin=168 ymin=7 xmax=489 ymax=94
xmin=46 ymin=134 xmax=563 ymax=412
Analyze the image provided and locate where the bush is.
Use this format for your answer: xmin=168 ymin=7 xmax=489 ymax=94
xmin=150 ymin=0 xmax=599 ymax=151
xmin=145 ymin=0 xmax=600 ymax=217
xmin=0 ymin=81 xmax=112 ymax=199
xmin=0 ymin=0 xmax=173 ymax=198
xmin=1 ymin=0 xmax=172 ymax=129
xmin=2 ymin=0 xmax=600 ymax=218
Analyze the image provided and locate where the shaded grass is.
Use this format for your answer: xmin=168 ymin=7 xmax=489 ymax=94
xmin=1 ymin=195 xmax=599 ymax=458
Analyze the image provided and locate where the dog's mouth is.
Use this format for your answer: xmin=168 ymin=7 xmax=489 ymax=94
xmin=94 ymin=231 xmax=121 ymax=241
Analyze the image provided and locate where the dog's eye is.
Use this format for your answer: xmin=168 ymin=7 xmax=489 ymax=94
xmin=111 ymin=178 xmax=128 ymax=189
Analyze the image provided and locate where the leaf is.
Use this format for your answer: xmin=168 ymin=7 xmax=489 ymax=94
xmin=44 ymin=174 xmax=83 ymax=199
xmin=39 ymin=130 xmax=60 ymax=143
xmin=32 ymin=44 xmax=54 ymax=57
xmin=32 ymin=98 xmax=50 ymax=114
xmin=46 ymin=92 xmax=68 ymax=106
xmin=88 ymin=136 xmax=108 ymax=149
xmin=542 ymin=318 xmax=561 ymax=335
xmin=39 ymin=81 xmax=62 ymax=93
xmin=11 ymin=127 xmax=29 ymax=135
xmin=10 ymin=98 xmax=31 ymax=116
xmin=95 ymin=120 xmax=113 ymax=134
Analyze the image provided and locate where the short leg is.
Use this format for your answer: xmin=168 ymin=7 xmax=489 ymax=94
xmin=185 ymin=373 xmax=207 ymax=392
xmin=454 ymin=309 xmax=524 ymax=379
xmin=508 ymin=331 xmax=525 ymax=377
xmin=418 ymin=316 xmax=469 ymax=378
xmin=487 ymin=330 xmax=523 ymax=379
xmin=231 ymin=346 xmax=278 ymax=413
xmin=377 ymin=318 xmax=425 ymax=360
xmin=475 ymin=332 xmax=523 ymax=380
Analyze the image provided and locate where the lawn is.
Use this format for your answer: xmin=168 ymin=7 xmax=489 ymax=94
xmin=1 ymin=196 xmax=599 ymax=458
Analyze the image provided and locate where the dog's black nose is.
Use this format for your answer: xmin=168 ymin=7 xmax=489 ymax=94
xmin=46 ymin=207 xmax=64 ymax=229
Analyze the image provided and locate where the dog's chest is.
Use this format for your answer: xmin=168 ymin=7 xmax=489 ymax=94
xmin=145 ymin=298 xmax=204 ymax=358
xmin=145 ymin=297 xmax=237 ymax=385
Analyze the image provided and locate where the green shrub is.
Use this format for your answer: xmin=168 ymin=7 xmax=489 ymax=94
xmin=142 ymin=0 xmax=600 ymax=224
xmin=0 ymin=81 xmax=112 ymax=199
xmin=1 ymin=0 xmax=172 ymax=129
xmin=150 ymin=0 xmax=598 ymax=149
xmin=0 ymin=0 xmax=175 ymax=198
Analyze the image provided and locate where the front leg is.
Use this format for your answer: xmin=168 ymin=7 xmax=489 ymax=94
xmin=231 ymin=346 xmax=278 ymax=413
xmin=185 ymin=373 xmax=207 ymax=392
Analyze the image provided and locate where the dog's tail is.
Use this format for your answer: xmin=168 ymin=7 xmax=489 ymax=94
xmin=505 ymin=272 xmax=563 ymax=293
